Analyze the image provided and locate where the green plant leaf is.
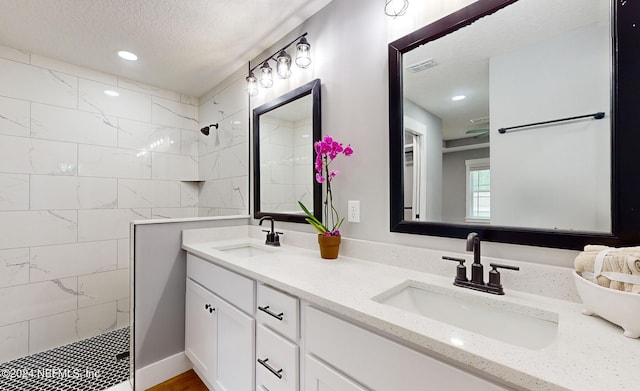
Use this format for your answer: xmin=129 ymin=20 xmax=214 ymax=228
xmin=305 ymin=218 xmax=327 ymax=234
xmin=299 ymin=201 xmax=329 ymax=232
xmin=335 ymin=217 xmax=345 ymax=231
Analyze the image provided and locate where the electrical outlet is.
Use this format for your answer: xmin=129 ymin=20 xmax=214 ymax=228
xmin=348 ymin=200 xmax=360 ymax=223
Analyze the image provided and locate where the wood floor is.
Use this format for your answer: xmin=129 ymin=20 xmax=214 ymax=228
xmin=146 ymin=370 xmax=208 ymax=391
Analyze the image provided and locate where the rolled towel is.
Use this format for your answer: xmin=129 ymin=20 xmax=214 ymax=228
xmin=574 ymin=246 xmax=640 ymax=293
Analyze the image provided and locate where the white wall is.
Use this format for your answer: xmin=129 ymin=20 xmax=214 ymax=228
xmin=242 ymin=0 xmax=580 ymax=266
xmin=0 ymin=45 xmax=199 ymax=363
xmin=490 ymin=24 xmax=611 ymax=231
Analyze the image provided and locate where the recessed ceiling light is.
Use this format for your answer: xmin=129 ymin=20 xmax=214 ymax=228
xmin=117 ymin=50 xmax=138 ymax=61
xmin=104 ymin=90 xmax=120 ymax=97
xmin=452 ymin=95 xmax=466 ymax=101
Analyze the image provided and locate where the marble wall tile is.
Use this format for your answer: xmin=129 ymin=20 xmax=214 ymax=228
xmin=30 ymin=241 xmax=118 ymax=283
xmin=0 ymin=44 xmax=30 ymax=64
xmin=78 ymin=144 xmax=151 ymax=179
xmin=198 ymin=110 xmax=249 ymax=156
xmin=181 ymin=95 xmax=199 ymax=106
xmin=0 ymin=174 xmax=29 ymax=211
xmin=0 ymin=277 xmax=78 ymax=327
xmin=0 ymin=322 xmax=28 ymax=363
xmin=117 ymin=179 xmax=180 ymax=208
xmin=199 ymin=177 xmax=248 ymax=210
xmin=151 ymin=207 xmax=198 ymax=219
xmin=76 ymin=302 xmax=117 ymax=339
xmin=219 ymin=142 xmax=249 ymax=179
xmin=0 ymin=210 xmax=77 ymax=250
xmin=181 ymin=130 xmax=198 ymax=156
xmin=31 ymin=54 xmax=117 ymax=86
xmin=0 ymin=248 xmax=29 ymax=288
xmin=117 ymin=239 xmax=129 ymax=269
xmin=79 ymin=78 xmax=151 ymax=122
xmin=180 ymin=182 xmax=199 ymax=207
xmin=0 ymin=58 xmax=77 ymax=108
xmin=117 ymin=118 xmax=181 ymax=155
xmin=31 ymin=103 xmax=118 ymax=146
xmin=0 ymin=135 xmax=77 ymax=176
xmin=151 ymin=152 xmax=198 ymax=180
xmin=28 ymin=302 xmax=117 ymax=354
xmin=0 ymin=95 xmax=30 ymax=137
xmin=77 ymin=269 xmax=129 ymax=308
xmin=198 ymin=151 xmax=219 ymax=181
xmin=152 ymin=96 xmax=198 ymax=131
xmin=78 ymin=209 xmax=150 ymax=242
xmin=30 ymin=175 xmax=118 ymax=210
xmin=116 ymin=298 xmax=129 ymax=329
xmin=118 ymin=78 xmax=181 ymax=102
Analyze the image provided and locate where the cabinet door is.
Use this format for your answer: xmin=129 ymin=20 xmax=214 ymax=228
xmin=305 ymin=355 xmax=368 ymax=391
xmin=185 ymin=279 xmax=217 ymax=386
xmin=214 ymin=293 xmax=255 ymax=391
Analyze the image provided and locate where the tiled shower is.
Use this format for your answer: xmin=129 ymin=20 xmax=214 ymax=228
xmin=0 ymin=43 xmax=249 ymax=366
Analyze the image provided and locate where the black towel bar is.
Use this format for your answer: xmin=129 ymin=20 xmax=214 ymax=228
xmin=498 ymin=112 xmax=605 ymax=134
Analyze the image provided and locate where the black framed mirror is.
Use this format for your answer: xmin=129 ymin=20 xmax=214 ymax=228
xmin=254 ymin=78 xmax=322 ymax=223
xmin=389 ymin=0 xmax=640 ymax=250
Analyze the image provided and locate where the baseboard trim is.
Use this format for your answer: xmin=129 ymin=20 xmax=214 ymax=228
xmin=135 ymin=351 xmax=192 ymax=390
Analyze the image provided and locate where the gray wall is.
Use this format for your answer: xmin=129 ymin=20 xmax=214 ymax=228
xmin=133 ymin=217 xmax=249 ymax=374
xmin=242 ymin=0 xmax=578 ymax=266
xmin=442 ymin=148 xmax=490 ymax=224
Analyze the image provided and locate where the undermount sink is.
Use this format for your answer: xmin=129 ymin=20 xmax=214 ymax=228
xmin=373 ymin=281 xmax=558 ymax=350
xmin=215 ymin=243 xmax=275 ymax=258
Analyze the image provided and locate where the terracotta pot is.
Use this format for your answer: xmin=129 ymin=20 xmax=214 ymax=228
xmin=317 ymin=234 xmax=341 ymax=259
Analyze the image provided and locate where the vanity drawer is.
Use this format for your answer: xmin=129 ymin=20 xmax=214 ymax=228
xmin=256 ymin=284 xmax=299 ymax=340
xmin=186 ymin=253 xmax=255 ymax=314
xmin=256 ymin=324 xmax=299 ymax=391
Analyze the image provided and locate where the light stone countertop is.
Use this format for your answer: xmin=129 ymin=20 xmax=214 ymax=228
xmin=182 ymin=226 xmax=640 ymax=391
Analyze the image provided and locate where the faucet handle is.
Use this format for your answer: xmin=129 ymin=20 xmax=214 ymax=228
xmin=442 ymin=256 xmax=468 ymax=283
xmin=488 ymin=263 xmax=520 ymax=293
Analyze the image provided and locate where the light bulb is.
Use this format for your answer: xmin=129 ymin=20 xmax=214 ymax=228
xmin=385 ymin=0 xmax=409 ymax=17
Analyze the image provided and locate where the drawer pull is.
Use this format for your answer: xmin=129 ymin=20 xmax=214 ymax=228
xmin=257 ymin=358 xmax=283 ymax=379
xmin=258 ymin=305 xmax=284 ymax=321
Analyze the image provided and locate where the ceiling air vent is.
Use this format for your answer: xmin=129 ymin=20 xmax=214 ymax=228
xmin=469 ymin=116 xmax=490 ymax=125
xmin=406 ymin=58 xmax=437 ymax=73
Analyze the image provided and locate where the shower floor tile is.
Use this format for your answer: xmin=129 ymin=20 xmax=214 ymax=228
xmin=0 ymin=326 xmax=129 ymax=391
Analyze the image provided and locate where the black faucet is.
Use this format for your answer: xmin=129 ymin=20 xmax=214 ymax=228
xmin=443 ymin=232 xmax=520 ymax=295
xmin=258 ymin=216 xmax=281 ymax=246
xmin=467 ymin=232 xmax=483 ymax=285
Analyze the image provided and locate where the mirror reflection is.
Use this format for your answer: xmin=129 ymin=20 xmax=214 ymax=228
xmin=402 ymin=0 xmax=611 ymax=232
xmin=253 ymin=79 xmax=321 ymax=223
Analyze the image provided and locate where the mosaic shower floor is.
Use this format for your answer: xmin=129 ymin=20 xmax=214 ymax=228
xmin=0 ymin=327 xmax=130 ymax=391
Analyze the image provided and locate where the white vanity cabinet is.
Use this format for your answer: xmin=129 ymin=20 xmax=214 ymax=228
xmin=185 ymin=254 xmax=256 ymax=391
xmin=304 ymin=306 xmax=508 ymax=391
xmin=304 ymin=354 xmax=367 ymax=391
xmin=255 ymin=284 xmax=301 ymax=391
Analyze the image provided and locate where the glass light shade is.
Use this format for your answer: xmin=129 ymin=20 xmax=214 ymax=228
xmin=259 ymin=62 xmax=274 ymax=88
xmin=295 ymin=37 xmax=311 ymax=68
xmin=385 ymin=0 xmax=409 ymax=17
xmin=246 ymin=72 xmax=258 ymax=96
xmin=276 ymin=50 xmax=292 ymax=79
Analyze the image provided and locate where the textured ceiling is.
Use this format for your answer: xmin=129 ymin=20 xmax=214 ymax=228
xmin=0 ymin=0 xmax=332 ymax=97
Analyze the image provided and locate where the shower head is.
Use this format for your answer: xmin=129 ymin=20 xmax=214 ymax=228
xmin=200 ymin=123 xmax=219 ymax=136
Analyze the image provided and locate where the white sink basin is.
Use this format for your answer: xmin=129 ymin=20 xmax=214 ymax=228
xmin=373 ymin=281 xmax=558 ymax=350
xmin=215 ymin=243 xmax=275 ymax=258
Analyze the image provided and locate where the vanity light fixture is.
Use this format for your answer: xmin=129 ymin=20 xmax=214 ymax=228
xmin=452 ymin=95 xmax=466 ymax=101
xmin=245 ymin=33 xmax=311 ymax=96
xmin=117 ymin=50 xmax=138 ymax=61
xmin=276 ymin=49 xmax=292 ymax=79
xmin=246 ymin=71 xmax=259 ymax=96
xmin=385 ymin=0 xmax=409 ymax=18
xmin=295 ymin=36 xmax=311 ymax=68
xmin=259 ymin=62 xmax=274 ymax=88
